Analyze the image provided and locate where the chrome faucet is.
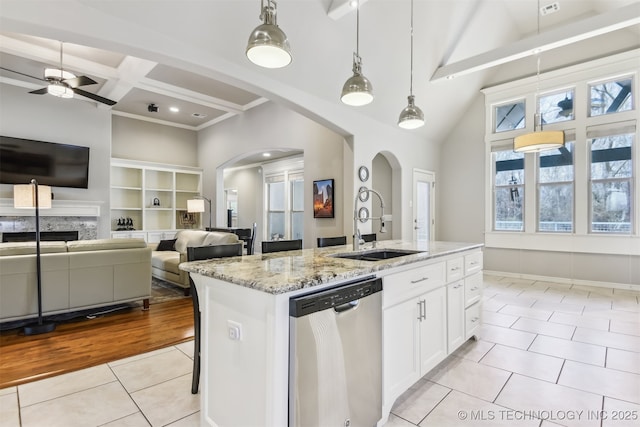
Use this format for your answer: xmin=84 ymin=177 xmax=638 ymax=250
xmin=353 ymin=187 xmax=387 ymax=251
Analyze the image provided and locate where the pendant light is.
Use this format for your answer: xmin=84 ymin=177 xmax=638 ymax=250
xmin=513 ymin=1 xmax=564 ymax=153
xmin=246 ymin=0 xmax=292 ymax=69
xmin=398 ymin=0 xmax=424 ymax=129
xmin=341 ymin=0 xmax=373 ymax=106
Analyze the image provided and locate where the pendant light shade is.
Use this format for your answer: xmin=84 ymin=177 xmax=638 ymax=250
xmin=513 ymin=0 xmax=564 ymax=153
xmin=246 ymin=0 xmax=292 ymax=69
xmin=341 ymin=0 xmax=373 ymax=106
xmin=398 ymin=95 xmax=425 ymax=129
xmin=514 ymin=114 xmax=564 ymax=152
xmin=398 ymin=0 xmax=424 ymax=129
xmin=341 ymin=53 xmax=374 ymax=106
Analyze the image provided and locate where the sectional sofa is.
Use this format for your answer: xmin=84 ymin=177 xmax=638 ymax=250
xmin=150 ymin=229 xmax=240 ymax=292
xmin=0 ymin=238 xmax=151 ymax=323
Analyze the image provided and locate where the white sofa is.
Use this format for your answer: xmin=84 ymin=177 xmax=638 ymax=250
xmin=150 ymin=229 xmax=240 ymax=292
xmin=0 ymin=238 xmax=151 ymax=323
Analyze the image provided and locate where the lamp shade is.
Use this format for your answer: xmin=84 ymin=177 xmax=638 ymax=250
xmin=14 ymin=183 xmax=52 ymax=209
xmin=514 ymin=130 xmax=565 ymax=153
xmin=187 ymin=199 xmax=206 ymax=213
xmin=47 ymin=82 xmax=74 ymax=98
xmin=398 ymin=95 xmax=425 ymax=129
xmin=246 ymin=24 xmax=292 ymax=68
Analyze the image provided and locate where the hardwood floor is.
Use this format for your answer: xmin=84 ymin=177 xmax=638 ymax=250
xmin=0 ymin=299 xmax=194 ymax=389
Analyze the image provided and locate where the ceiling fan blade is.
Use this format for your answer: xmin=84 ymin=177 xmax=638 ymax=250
xmin=0 ymin=67 xmax=46 ymax=82
xmin=73 ymin=88 xmax=117 ymax=106
xmin=64 ymin=75 xmax=97 ymax=88
xmin=29 ymin=87 xmax=49 ymax=95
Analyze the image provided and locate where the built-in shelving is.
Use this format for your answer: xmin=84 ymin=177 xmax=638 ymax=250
xmin=110 ymin=158 xmax=202 ymax=241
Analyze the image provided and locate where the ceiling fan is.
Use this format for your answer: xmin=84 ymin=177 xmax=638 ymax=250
xmin=0 ymin=41 xmax=117 ymax=106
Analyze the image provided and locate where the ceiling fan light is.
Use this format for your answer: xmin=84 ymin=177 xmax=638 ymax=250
xmin=47 ymin=82 xmax=73 ymax=98
xmin=398 ymin=95 xmax=424 ymax=129
xmin=44 ymin=68 xmax=76 ymax=81
xmin=246 ymin=3 xmax=292 ymax=68
xmin=514 ymin=130 xmax=564 ymax=153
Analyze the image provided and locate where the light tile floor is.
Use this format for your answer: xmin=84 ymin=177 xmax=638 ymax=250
xmin=1 ymin=274 xmax=638 ymax=427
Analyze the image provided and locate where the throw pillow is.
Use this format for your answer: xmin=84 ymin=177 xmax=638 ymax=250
xmin=156 ymin=239 xmax=177 ymax=251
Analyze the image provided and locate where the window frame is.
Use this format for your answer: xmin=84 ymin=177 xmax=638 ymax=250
xmin=482 ymin=50 xmax=639 ymax=256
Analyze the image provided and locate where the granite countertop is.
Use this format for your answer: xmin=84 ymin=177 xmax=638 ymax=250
xmin=179 ymin=240 xmax=483 ymax=295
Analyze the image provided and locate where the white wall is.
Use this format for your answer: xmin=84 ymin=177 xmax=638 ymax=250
xmin=112 ymin=116 xmax=198 ymax=166
xmin=199 ymin=102 xmax=346 ymax=248
xmin=438 ymin=94 xmax=486 ymax=244
xmin=0 ymin=84 xmax=112 ymax=238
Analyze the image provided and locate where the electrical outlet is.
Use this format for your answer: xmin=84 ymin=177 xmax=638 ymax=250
xmin=227 ymin=320 xmax=242 ymax=341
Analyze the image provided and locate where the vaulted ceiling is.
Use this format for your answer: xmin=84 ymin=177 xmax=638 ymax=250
xmin=1 ymin=0 xmax=638 ymax=143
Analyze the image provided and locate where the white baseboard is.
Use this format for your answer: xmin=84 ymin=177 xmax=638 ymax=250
xmin=483 ymin=270 xmax=640 ymax=292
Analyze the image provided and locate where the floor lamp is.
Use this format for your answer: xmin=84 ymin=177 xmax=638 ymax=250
xmin=187 ymin=197 xmax=212 ymax=231
xmin=14 ymin=179 xmax=56 ymax=335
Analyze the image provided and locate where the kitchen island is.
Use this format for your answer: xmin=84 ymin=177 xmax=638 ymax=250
xmin=180 ymin=240 xmax=483 ymax=427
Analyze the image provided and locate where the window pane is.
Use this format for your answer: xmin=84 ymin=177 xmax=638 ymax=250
xmin=495 ymin=150 xmax=525 ymax=185
xmin=291 ymin=179 xmax=304 ymax=211
xmin=268 ymin=212 xmax=285 ymax=240
xmin=494 ymin=100 xmax=525 ymax=133
xmin=591 ymin=181 xmax=631 ymax=233
xmin=539 ymin=184 xmax=573 ymax=232
xmin=589 ymin=76 xmax=633 ymax=117
xmin=539 ymin=143 xmax=574 ymax=183
xmin=495 ymin=187 xmax=524 ymax=231
xmin=291 ymin=212 xmax=304 ymax=240
xmin=590 ymin=134 xmax=633 ymax=179
xmin=494 ymin=149 xmax=524 ymax=231
xmin=268 ymin=181 xmax=285 ymax=211
xmin=539 ymin=89 xmax=574 ymax=124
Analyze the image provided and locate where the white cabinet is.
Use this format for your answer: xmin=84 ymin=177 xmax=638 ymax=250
xmin=383 ymin=263 xmax=446 ymax=405
xmin=447 ymin=280 xmax=465 ymax=352
xmin=464 ymin=271 xmax=483 ymax=338
xmin=382 ymin=249 xmax=483 ymax=412
xmin=111 ymin=159 xmax=202 ymax=241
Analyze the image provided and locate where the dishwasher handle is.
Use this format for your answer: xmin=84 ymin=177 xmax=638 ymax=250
xmin=334 ymin=300 xmax=359 ymax=313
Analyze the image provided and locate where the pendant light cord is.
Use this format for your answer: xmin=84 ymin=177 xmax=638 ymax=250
xmin=356 ymin=0 xmax=360 ymax=57
xmin=409 ymin=0 xmax=414 ymax=96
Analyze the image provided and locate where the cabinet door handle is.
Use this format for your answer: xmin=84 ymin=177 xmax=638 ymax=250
xmin=453 ymin=284 xmax=462 ymax=289
xmin=411 ymin=277 xmax=429 ymax=284
xmin=470 ymin=286 xmax=479 ymax=291
xmin=421 ymin=300 xmax=427 ymax=321
xmin=417 ymin=301 xmax=423 ymax=321
xmin=470 ymin=317 xmax=479 ymax=323
xmin=450 ymin=266 xmax=461 ymax=271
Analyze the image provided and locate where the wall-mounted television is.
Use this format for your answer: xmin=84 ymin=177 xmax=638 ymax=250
xmin=0 ymin=136 xmax=90 ymax=188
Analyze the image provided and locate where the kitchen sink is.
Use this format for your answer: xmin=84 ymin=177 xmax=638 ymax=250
xmin=331 ymin=249 xmax=424 ymax=262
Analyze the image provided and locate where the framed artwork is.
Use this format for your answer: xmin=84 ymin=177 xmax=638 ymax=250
xmin=313 ymin=179 xmax=335 ymax=218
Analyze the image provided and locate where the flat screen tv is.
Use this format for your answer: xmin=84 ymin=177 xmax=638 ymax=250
xmin=0 ymin=136 xmax=90 ymax=188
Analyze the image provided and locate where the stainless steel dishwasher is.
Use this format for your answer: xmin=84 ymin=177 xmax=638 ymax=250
xmin=289 ymin=276 xmax=383 ymax=427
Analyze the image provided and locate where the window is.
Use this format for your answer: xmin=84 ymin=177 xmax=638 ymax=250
xmin=266 ymin=176 xmax=285 ymax=240
xmin=494 ymin=148 xmax=524 ymax=231
xmin=265 ymin=167 xmax=305 ymax=241
xmin=539 ymin=89 xmax=574 ymax=124
xmin=589 ymin=125 xmax=634 ymax=233
xmin=589 ymin=76 xmax=633 ymax=117
xmin=290 ymin=173 xmax=304 ymax=240
xmin=494 ymin=100 xmax=525 ymax=133
xmin=538 ymin=140 xmax=574 ymax=232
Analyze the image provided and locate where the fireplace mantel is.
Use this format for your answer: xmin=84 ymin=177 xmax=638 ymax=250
xmin=0 ymin=198 xmax=102 ymax=217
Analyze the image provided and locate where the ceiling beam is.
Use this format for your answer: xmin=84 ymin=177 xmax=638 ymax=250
xmin=430 ymin=3 xmax=640 ymax=82
xmin=327 ymin=0 xmax=370 ymax=20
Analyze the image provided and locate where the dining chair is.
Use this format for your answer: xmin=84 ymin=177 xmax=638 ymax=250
xmin=317 ymin=236 xmax=347 ymax=248
xmin=187 ymin=242 xmax=243 ymax=394
xmin=261 ymin=239 xmax=302 ymax=253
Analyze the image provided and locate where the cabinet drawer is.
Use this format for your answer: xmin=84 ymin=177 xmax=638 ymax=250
xmin=383 ymin=262 xmax=445 ymax=308
xmin=464 ymin=251 xmax=483 ymax=275
xmin=446 ymin=257 xmax=464 ymax=283
xmin=464 ymin=271 xmax=482 ymax=307
xmin=465 ymin=302 xmax=481 ymax=338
